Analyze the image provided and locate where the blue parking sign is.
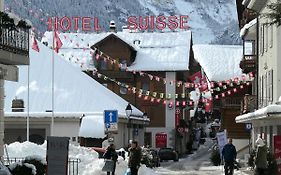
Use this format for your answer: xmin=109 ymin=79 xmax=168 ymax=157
xmin=104 ymin=110 xmax=118 ymax=133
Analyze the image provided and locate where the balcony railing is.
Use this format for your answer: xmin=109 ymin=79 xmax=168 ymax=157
xmin=240 ymin=55 xmax=256 ymax=73
xmin=241 ymin=95 xmax=257 ymax=114
xmin=0 ymin=26 xmax=29 ymax=55
xmin=221 ymin=97 xmax=243 ymax=109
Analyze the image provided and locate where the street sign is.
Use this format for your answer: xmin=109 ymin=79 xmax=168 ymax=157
xmin=245 ymin=123 xmax=252 ymax=131
xmin=104 ymin=110 xmax=118 ymax=133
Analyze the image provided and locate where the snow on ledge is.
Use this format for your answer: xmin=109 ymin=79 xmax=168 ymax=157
xmin=240 ymin=18 xmax=257 ymax=37
xmin=235 ymin=104 xmax=281 ymax=123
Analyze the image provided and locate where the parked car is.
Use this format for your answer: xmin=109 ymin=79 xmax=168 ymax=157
xmin=158 ymin=148 xmax=179 ymax=162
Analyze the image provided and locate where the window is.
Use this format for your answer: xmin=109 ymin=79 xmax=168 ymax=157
xmin=260 ymin=25 xmax=264 ymax=55
xmin=270 ymin=24 xmax=273 ymax=48
xmin=99 ymin=59 xmax=108 ymax=70
xmin=268 ymin=70 xmax=273 ymax=102
xmin=259 ymin=76 xmax=263 ymax=107
xmin=120 ymin=86 xmax=128 ymax=94
xmin=265 ymin=23 xmax=268 ymax=52
xmin=244 ymin=41 xmax=254 ymax=55
xmin=72 ymin=137 xmax=76 ymax=142
xmin=119 ymin=59 xmax=127 ymax=71
xmin=264 ymin=73 xmax=267 ymax=106
xmin=141 ymin=82 xmax=150 ymax=95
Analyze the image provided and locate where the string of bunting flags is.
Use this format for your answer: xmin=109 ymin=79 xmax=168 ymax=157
xmin=5 ymin=2 xmax=255 ymax=92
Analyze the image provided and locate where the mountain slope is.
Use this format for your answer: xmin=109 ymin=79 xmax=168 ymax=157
xmin=5 ymin=0 xmax=241 ymax=44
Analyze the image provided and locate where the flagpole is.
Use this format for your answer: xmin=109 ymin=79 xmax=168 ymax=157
xmin=51 ymin=28 xmax=55 ymax=136
xmin=27 ymin=64 xmax=30 ymax=141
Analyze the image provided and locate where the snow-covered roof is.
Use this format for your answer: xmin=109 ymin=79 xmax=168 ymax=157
xmin=240 ymin=18 xmax=257 ymax=37
xmin=4 ymin=41 xmax=142 ymax=117
xmin=235 ymin=104 xmax=281 ymax=123
xmin=42 ymin=31 xmax=192 ymax=71
xmin=192 ymin=44 xmax=243 ymax=82
xmin=79 ymin=115 xmax=106 ymax=138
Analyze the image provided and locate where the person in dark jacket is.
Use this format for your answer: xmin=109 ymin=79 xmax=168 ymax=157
xmin=103 ymin=144 xmax=118 ymax=175
xmin=128 ymin=141 xmax=142 ymax=175
xmin=222 ymin=138 xmax=237 ymax=175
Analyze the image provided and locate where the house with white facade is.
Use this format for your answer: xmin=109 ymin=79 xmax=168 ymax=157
xmin=4 ymin=41 xmax=148 ymax=148
xmin=236 ymin=0 xmax=281 ymax=151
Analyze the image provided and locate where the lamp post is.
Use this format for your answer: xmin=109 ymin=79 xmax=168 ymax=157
xmin=125 ymin=103 xmax=132 ymax=143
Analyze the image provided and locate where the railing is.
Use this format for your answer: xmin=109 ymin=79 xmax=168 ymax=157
xmin=3 ymin=157 xmax=80 ymax=175
xmin=241 ymin=95 xmax=257 ymax=114
xmin=240 ymin=55 xmax=256 ymax=73
xmin=0 ymin=26 xmax=29 ymax=55
xmin=221 ymin=97 xmax=243 ymax=108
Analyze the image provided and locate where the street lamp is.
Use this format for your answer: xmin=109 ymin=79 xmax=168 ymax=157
xmin=125 ymin=103 xmax=132 ymax=143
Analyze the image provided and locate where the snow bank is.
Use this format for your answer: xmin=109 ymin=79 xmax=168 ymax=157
xmin=79 ymin=115 xmax=106 ymax=138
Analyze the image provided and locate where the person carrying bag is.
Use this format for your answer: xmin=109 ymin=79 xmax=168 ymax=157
xmin=102 ymin=144 xmax=118 ymax=175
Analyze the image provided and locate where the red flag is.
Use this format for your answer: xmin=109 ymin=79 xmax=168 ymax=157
xmin=54 ymin=31 xmax=63 ymax=53
xmin=189 ymin=71 xmax=202 ymax=83
xmin=32 ymin=37 xmax=40 ymax=52
xmin=205 ymin=99 xmax=212 ymax=113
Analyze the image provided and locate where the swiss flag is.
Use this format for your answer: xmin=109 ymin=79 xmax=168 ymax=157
xmin=32 ymin=37 xmax=40 ymax=52
xmin=205 ymin=98 xmax=212 ymax=113
xmin=54 ymin=31 xmax=63 ymax=53
xmin=189 ymin=71 xmax=202 ymax=83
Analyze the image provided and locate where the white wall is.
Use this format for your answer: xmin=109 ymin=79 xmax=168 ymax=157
xmin=53 ymin=120 xmax=80 ymax=144
xmin=165 ymin=72 xmax=176 ymax=148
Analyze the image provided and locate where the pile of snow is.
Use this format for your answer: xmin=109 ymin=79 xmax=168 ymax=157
xmin=79 ymin=115 xmax=106 ymax=138
xmin=240 ymin=18 xmax=257 ymax=37
xmin=4 ymin=141 xmax=155 ymax=175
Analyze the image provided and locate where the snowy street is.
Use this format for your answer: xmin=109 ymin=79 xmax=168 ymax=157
xmin=4 ymin=140 xmax=254 ymax=175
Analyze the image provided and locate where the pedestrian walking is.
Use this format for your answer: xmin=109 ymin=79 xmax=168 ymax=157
xmin=255 ymin=138 xmax=268 ymax=175
xmin=128 ymin=141 xmax=142 ymax=175
xmin=222 ymin=138 xmax=237 ymax=175
xmin=103 ymin=144 xmax=118 ymax=175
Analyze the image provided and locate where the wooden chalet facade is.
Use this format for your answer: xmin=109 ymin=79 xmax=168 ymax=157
xmin=84 ymin=29 xmax=193 ymax=152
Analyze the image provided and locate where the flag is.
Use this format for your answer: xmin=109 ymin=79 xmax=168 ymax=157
xmin=32 ymin=37 xmax=40 ymax=52
xmin=189 ymin=71 xmax=202 ymax=83
xmin=54 ymin=31 xmax=63 ymax=53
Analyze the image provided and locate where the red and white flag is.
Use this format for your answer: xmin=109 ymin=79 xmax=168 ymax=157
xmin=54 ymin=31 xmax=63 ymax=53
xmin=32 ymin=37 xmax=40 ymax=52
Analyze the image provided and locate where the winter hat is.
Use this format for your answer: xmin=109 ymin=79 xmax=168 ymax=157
xmin=256 ymin=138 xmax=265 ymax=147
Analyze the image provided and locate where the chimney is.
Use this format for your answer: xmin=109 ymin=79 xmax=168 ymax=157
xmin=109 ymin=20 xmax=117 ymax=33
xmin=11 ymin=98 xmax=24 ymax=112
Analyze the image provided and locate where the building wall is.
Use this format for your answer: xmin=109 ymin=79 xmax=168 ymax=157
xmin=258 ymin=0 xmax=281 ymax=106
xmin=53 ymin=120 xmax=80 ymax=144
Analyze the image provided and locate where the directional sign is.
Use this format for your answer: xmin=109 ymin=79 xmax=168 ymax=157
xmin=104 ymin=110 xmax=118 ymax=133
xmin=245 ymin=123 xmax=252 ymax=131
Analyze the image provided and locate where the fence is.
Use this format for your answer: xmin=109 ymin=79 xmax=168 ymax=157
xmin=3 ymin=157 xmax=81 ymax=175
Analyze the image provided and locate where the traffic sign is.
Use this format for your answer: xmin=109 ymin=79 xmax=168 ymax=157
xmin=245 ymin=123 xmax=252 ymax=130
xmin=104 ymin=110 xmax=118 ymax=133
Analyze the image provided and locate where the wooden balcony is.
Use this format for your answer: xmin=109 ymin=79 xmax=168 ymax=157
xmin=241 ymin=95 xmax=257 ymax=114
xmin=240 ymin=55 xmax=256 ymax=73
xmin=0 ymin=13 xmax=30 ymax=65
xmin=221 ymin=97 xmax=243 ymax=109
